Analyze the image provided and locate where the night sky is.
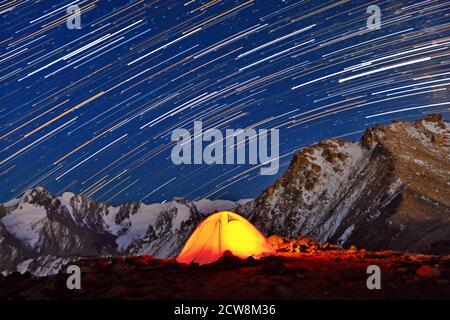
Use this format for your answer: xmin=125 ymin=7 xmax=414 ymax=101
xmin=1 ymin=0 xmax=449 ymax=205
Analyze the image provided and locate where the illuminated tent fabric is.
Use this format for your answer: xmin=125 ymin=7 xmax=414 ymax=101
xmin=177 ymin=211 xmax=276 ymax=265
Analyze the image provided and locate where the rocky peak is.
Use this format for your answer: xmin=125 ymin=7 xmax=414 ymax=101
xmin=361 ymin=124 xmax=387 ymax=148
xmin=114 ymin=201 xmax=141 ymax=225
xmin=421 ymin=113 xmax=444 ymax=124
xmin=21 ymin=187 xmax=53 ymax=206
xmin=251 ymin=115 xmax=450 ymax=254
xmin=362 ymin=114 xmax=449 ymax=150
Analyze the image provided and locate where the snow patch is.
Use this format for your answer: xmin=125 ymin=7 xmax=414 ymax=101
xmin=337 ymin=224 xmax=355 ymax=245
xmin=422 ymin=120 xmax=447 ymax=135
xmin=193 ymin=199 xmax=236 ymax=215
xmin=1 ymin=203 xmax=47 ymax=249
xmin=16 ymin=259 xmax=34 ymax=274
xmin=115 ymin=202 xmax=166 ymax=250
xmin=236 ymin=199 xmax=253 ymax=205
xmin=3 ymin=197 xmax=21 ymax=207
xmin=57 ymin=193 xmax=74 ymax=218
xmin=172 ymin=204 xmax=191 ymax=232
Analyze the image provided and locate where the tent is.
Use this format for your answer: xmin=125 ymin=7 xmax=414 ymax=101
xmin=177 ymin=211 xmax=276 ymax=265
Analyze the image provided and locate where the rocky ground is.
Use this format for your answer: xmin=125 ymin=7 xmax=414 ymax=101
xmin=1 ymin=236 xmax=449 ymax=300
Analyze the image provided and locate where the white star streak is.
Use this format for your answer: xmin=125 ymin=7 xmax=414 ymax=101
xmin=365 ymin=102 xmax=450 ymax=119
xmin=339 ymin=57 xmax=432 ymax=83
xmin=140 ymin=177 xmax=176 ymax=201
xmin=0 ymin=117 xmax=78 ymax=166
xmin=55 ymin=134 xmax=128 ymax=181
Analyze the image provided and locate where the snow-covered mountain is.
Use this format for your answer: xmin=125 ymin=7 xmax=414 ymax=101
xmin=0 ymin=188 xmax=249 ymax=275
xmin=1 ymin=114 xmax=449 ymax=276
xmin=250 ymin=114 xmax=450 ymax=254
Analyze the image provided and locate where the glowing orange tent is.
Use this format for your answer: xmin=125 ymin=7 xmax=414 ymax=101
xmin=177 ymin=211 xmax=276 ymax=265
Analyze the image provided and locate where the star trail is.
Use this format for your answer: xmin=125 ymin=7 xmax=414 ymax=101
xmin=0 ymin=0 xmax=449 ymax=204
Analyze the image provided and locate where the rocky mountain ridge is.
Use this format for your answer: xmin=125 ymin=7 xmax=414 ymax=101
xmin=0 ymin=187 xmax=249 ymax=275
xmin=1 ymin=114 xmax=449 ymax=276
xmin=251 ymin=114 xmax=450 ymax=254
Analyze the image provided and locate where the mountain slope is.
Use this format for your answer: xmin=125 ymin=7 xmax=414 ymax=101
xmin=1 ymin=115 xmax=448 ymax=276
xmin=250 ymin=114 xmax=450 ymax=254
xmin=0 ymin=188 xmax=246 ymax=275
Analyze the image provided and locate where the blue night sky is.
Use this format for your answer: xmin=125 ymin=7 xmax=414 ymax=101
xmin=0 ymin=0 xmax=449 ymax=205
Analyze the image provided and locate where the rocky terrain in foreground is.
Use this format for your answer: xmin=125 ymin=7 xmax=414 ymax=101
xmin=1 ymin=236 xmax=449 ymax=300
